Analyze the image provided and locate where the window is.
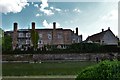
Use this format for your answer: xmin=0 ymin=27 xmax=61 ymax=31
xmin=58 ymin=33 xmax=62 ymax=39
xmin=102 ymin=41 xmax=104 ymax=44
xmin=39 ymin=40 xmax=43 ymax=44
xmin=26 ymin=40 xmax=30 ymax=44
xmin=48 ymin=34 xmax=52 ymax=40
xmin=8 ymin=33 xmax=11 ymax=36
xmin=26 ymin=33 xmax=30 ymax=37
xmin=19 ymin=33 xmax=24 ymax=37
xmin=72 ymin=39 xmax=76 ymax=43
xmin=39 ymin=34 xmax=42 ymax=38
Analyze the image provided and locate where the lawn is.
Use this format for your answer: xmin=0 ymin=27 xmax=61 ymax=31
xmin=2 ymin=61 xmax=96 ymax=76
xmin=2 ymin=76 xmax=76 ymax=80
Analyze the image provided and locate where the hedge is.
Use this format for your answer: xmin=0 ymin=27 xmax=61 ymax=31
xmin=2 ymin=43 xmax=119 ymax=54
xmin=76 ymin=60 xmax=120 ymax=80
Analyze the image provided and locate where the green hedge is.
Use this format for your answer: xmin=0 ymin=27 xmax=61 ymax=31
xmin=68 ymin=43 xmax=118 ymax=53
xmin=76 ymin=61 xmax=120 ymax=80
xmin=68 ymin=43 xmax=100 ymax=53
xmin=2 ymin=43 xmax=119 ymax=54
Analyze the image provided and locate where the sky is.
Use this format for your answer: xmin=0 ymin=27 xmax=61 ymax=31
xmin=0 ymin=0 xmax=119 ymax=40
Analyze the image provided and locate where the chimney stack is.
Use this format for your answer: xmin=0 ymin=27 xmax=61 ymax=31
xmin=73 ymin=30 xmax=74 ymax=33
xmin=108 ymin=27 xmax=110 ymax=30
xmin=53 ymin=22 xmax=56 ymax=29
xmin=32 ymin=22 xmax=35 ymax=30
xmin=13 ymin=22 xmax=18 ymax=50
xmin=76 ymin=27 xmax=78 ymax=35
xmin=14 ymin=22 xmax=18 ymax=31
xmin=102 ymin=29 xmax=104 ymax=32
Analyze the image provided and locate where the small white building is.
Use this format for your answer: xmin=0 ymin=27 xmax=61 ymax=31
xmin=85 ymin=27 xmax=119 ymax=45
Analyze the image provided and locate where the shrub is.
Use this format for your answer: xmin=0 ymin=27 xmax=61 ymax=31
xmin=76 ymin=60 xmax=120 ymax=80
xmin=68 ymin=43 xmax=100 ymax=53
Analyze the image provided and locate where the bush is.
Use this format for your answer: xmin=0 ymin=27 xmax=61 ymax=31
xmin=76 ymin=60 xmax=120 ymax=80
xmin=68 ymin=43 xmax=100 ymax=53
xmin=100 ymin=45 xmax=118 ymax=52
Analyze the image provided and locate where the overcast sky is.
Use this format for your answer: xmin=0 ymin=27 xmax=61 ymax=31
xmin=0 ymin=0 xmax=119 ymax=40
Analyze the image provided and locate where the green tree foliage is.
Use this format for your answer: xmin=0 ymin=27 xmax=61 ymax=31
xmin=76 ymin=60 xmax=120 ymax=80
xmin=0 ymin=28 xmax=4 ymax=46
xmin=2 ymin=35 xmax=12 ymax=51
xmin=31 ymin=29 xmax=39 ymax=50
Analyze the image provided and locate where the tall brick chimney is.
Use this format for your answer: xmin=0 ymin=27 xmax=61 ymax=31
xmin=76 ymin=27 xmax=78 ymax=35
xmin=14 ymin=23 xmax=18 ymax=31
xmin=32 ymin=22 xmax=35 ymax=30
xmin=13 ymin=22 xmax=18 ymax=50
xmin=102 ymin=29 xmax=104 ymax=32
xmin=53 ymin=22 xmax=56 ymax=29
xmin=52 ymin=22 xmax=56 ymax=45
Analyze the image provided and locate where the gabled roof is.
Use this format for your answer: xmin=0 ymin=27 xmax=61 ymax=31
xmin=86 ymin=28 xmax=115 ymax=42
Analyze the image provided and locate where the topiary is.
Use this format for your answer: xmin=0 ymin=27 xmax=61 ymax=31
xmin=76 ymin=60 xmax=120 ymax=80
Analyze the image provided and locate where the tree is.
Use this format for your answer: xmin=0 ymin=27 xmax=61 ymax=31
xmin=0 ymin=28 xmax=3 ymax=46
xmin=31 ymin=29 xmax=39 ymax=50
xmin=2 ymin=34 xmax=12 ymax=51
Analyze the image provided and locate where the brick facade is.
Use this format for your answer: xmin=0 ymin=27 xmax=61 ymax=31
xmin=5 ymin=22 xmax=82 ymax=50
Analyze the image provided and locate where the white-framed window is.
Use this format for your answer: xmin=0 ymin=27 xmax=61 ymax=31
xmin=38 ymin=40 xmax=43 ymax=44
xmin=26 ymin=39 xmax=30 ymax=44
xmin=26 ymin=33 xmax=30 ymax=37
xmin=58 ymin=33 xmax=62 ymax=39
xmin=39 ymin=34 xmax=42 ymax=38
xmin=72 ymin=39 xmax=76 ymax=43
xmin=7 ymin=33 xmax=11 ymax=36
xmin=48 ymin=34 xmax=52 ymax=40
xmin=19 ymin=33 xmax=24 ymax=37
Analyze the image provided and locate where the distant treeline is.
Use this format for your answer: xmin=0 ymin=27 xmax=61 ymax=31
xmin=3 ymin=43 xmax=120 ymax=54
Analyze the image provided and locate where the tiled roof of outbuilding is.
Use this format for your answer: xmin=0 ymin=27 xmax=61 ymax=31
xmin=86 ymin=28 xmax=115 ymax=42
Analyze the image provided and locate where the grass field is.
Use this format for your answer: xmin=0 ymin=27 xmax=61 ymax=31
xmin=2 ymin=76 xmax=76 ymax=80
xmin=2 ymin=61 xmax=96 ymax=76
xmin=2 ymin=61 xmax=96 ymax=80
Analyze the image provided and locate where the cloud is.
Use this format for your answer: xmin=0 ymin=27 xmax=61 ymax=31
xmin=43 ymin=20 xmax=60 ymax=28
xmin=40 ymin=0 xmax=62 ymax=16
xmin=73 ymin=8 xmax=81 ymax=13
xmin=40 ymin=0 xmax=48 ymax=9
xmin=55 ymin=8 xmax=61 ymax=12
xmin=43 ymin=20 xmax=52 ymax=28
xmin=64 ymin=9 xmax=69 ymax=12
xmin=102 ymin=10 xmax=118 ymax=20
xmin=40 ymin=0 xmax=54 ymax=16
xmin=36 ymin=13 xmax=42 ymax=17
xmin=50 ymin=7 xmax=54 ymax=10
xmin=41 ymin=9 xmax=54 ymax=16
xmin=50 ymin=7 xmax=61 ymax=12
xmin=34 ymin=4 xmax=39 ymax=8
xmin=70 ymin=20 xmax=73 ymax=23
xmin=31 ymin=2 xmax=34 ymax=5
xmin=0 ymin=0 xmax=29 ymax=14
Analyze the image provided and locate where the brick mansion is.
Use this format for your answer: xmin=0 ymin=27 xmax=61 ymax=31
xmin=4 ymin=22 xmax=82 ymax=50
